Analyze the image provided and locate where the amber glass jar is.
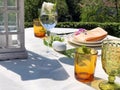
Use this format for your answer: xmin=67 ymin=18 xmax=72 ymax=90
xmin=33 ymin=19 xmax=46 ymax=38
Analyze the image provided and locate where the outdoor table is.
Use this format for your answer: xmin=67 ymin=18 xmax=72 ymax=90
xmin=0 ymin=27 xmax=120 ymax=90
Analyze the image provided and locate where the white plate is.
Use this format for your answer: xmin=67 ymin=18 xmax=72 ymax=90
xmin=50 ymin=28 xmax=78 ymax=35
xmin=67 ymin=34 xmax=103 ymax=47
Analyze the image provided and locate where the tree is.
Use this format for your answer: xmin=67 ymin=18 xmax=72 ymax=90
xmin=66 ymin=0 xmax=81 ymax=21
xmin=115 ymin=0 xmax=119 ymax=22
xmin=80 ymin=0 xmax=120 ymax=22
xmin=24 ymin=0 xmax=44 ymax=22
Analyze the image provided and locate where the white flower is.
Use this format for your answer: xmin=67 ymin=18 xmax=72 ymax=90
xmin=41 ymin=2 xmax=55 ymax=13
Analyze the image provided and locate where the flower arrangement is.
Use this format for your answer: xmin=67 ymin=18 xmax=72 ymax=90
xmin=41 ymin=2 xmax=56 ymax=14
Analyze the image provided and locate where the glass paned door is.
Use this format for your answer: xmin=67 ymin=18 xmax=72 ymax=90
xmin=0 ymin=0 xmax=20 ymax=49
xmin=8 ymin=12 xmax=18 ymax=32
xmin=8 ymin=34 xmax=20 ymax=48
xmin=0 ymin=13 xmax=5 ymax=32
xmin=0 ymin=35 xmax=6 ymax=48
xmin=0 ymin=0 xmax=4 ymax=6
xmin=0 ymin=0 xmax=27 ymax=60
xmin=7 ymin=0 xmax=16 ymax=7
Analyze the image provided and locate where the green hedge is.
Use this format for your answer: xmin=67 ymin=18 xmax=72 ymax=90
xmin=25 ymin=22 xmax=120 ymax=37
xmin=57 ymin=22 xmax=120 ymax=37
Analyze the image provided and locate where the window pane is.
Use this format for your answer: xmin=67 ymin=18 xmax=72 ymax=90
xmin=0 ymin=13 xmax=5 ymax=32
xmin=7 ymin=0 xmax=16 ymax=6
xmin=0 ymin=35 xmax=6 ymax=48
xmin=0 ymin=0 xmax=4 ymax=6
xmin=8 ymin=34 xmax=20 ymax=48
xmin=8 ymin=12 xmax=18 ymax=32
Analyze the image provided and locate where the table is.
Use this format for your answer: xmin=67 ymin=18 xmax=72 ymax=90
xmin=0 ymin=28 xmax=120 ymax=90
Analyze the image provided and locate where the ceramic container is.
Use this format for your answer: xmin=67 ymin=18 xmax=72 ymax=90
xmin=52 ymin=41 xmax=66 ymax=52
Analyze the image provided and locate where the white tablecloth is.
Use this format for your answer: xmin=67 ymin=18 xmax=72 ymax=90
xmin=0 ymin=28 xmax=119 ymax=90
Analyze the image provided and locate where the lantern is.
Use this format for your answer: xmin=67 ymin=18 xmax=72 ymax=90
xmin=0 ymin=0 xmax=27 ymax=60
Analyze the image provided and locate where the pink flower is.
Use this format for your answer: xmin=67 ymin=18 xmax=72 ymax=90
xmin=75 ymin=28 xmax=86 ymax=35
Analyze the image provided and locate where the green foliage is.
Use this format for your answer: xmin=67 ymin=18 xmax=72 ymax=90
xmin=24 ymin=0 xmax=43 ymax=22
xmin=46 ymin=0 xmax=57 ymax=3
xmin=77 ymin=46 xmax=91 ymax=54
xmin=57 ymin=0 xmax=70 ymax=22
xmin=43 ymin=35 xmax=64 ymax=47
xmin=24 ymin=22 xmax=33 ymax=27
xmin=66 ymin=0 xmax=81 ymax=21
xmin=24 ymin=0 xmax=120 ymax=22
xmin=61 ymin=48 xmax=75 ymax=58
xmin=80 ymin=0 xmax=120 ymax=22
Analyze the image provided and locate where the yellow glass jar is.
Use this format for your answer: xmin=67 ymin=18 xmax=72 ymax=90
xmin=33 ymin=19 xmax=46 ymax=38
xmin=74 ymin=47 xmax=98 ymax=83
